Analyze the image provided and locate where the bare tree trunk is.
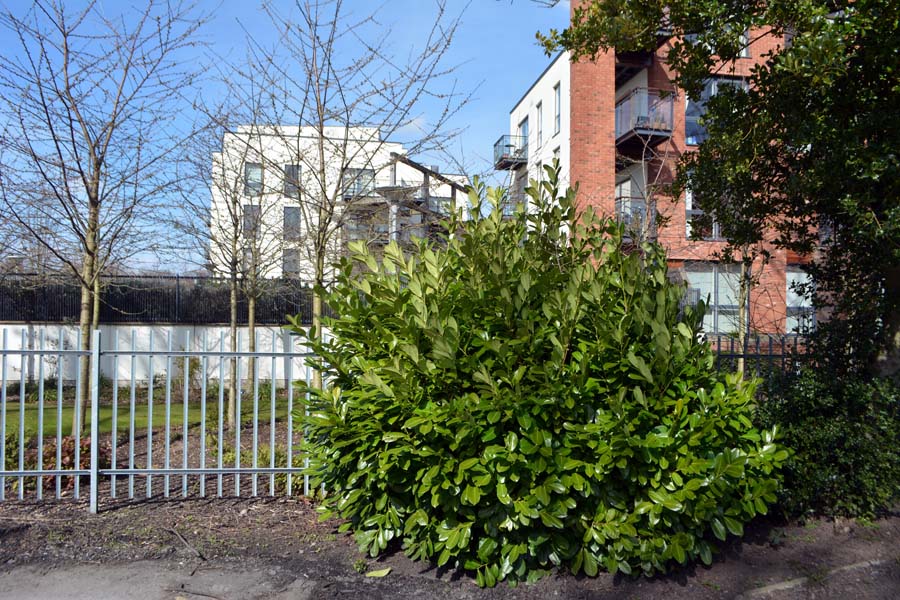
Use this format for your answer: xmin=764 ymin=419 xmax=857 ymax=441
xmin=74 ymin=209 xmax=98 ymax=436
xmin=228 ymin=269 xmax=238 ymax=430
xmin=247 ymin=293 xmax=256 ymax=390
xmin=92 ymin=274 xmax=100 ymax=330
xmin=75 ymin=276 xmax=92 ymax=436
xmin=312 ymin=287 xmax=323 ymax=389
xmin=736 ymin=257 xmax=751 ymax=378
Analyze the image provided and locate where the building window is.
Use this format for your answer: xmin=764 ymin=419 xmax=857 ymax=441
xmin=553 ymin=146 xmax=560 ymax=162
xmin=786 ymin=266 xmax=815 ymax=334
xmin=342 ymin=213 xmax=368 ymax=242
xmin=242 ymin=204 xmax=260 ymax=238
xmin=738 ymin=29 xmax=751 ymax=58
xmin=536 ymin=101 xmax=543 ymax=148
xmin=517 ymin=116 xmax=529 ymax=153
xmin=282 ymin=248 xmax=301 ymax=278
xmin=683 ymin=262 xmax=741 ymax=334
xmin=685 ymin=77 xmax=746 ymax=145
xmin=342 ymin=168 xmax=375 ymax=198
xmin=283 ymin=164 xmax=300 ymax=198
xmin=684 ymin=186 xmax=722 ymax=240
xmin=504 ymin=173 xmax=527 ymax=218
xmin=615 ymin=178 xmax=648 ymax=237
xmin=244 ymin=163 xmax=263 ymax=196
xmin=553 ymin=83 xmax=561 ymax=135
xmin=283 ymin=206 xmax=301 ymax=241
xmin=428 ymin=196 xmax=452 ymax=216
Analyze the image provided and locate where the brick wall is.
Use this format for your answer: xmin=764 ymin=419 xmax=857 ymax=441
xmin=567 ymin=1 xmax=616 ymax=217
xmin=568 ymin=50 xmax=616 ymax=219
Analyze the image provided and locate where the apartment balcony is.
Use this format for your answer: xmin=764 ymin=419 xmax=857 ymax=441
xmin=615 ymin=88 xmax=674 ymax=157
xmin=616 ymin=196 xmax=654 ymax=241
xmin=493 ymin=135 xmax=528 ymax=170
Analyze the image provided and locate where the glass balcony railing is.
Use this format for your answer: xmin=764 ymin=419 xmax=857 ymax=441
xmin=616 ymin=196 xmax=653 ymax=239
xmin=493 ymin=135 xmax=528 ymax=170
xmin=615 ymin=88 xmax=674 ymax=144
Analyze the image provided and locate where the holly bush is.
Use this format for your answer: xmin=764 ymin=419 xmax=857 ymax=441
xmin=289 ymin=167 xmax=786 ymax=586
xmin=757 ymin=367 xmax=900 ymax=518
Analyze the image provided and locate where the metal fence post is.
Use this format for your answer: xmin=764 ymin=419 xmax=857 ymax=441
xmin=89 ymin=329 xmax=101 ymax=514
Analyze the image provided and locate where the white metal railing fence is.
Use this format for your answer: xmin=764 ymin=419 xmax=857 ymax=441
xmin=0 ymin=327 xmax=315 ymax=513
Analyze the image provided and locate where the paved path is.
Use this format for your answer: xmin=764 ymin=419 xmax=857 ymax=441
xmin=2 ymin=555 xmax=899 ymax=600
xmin=0 ymin=559 xmax=479 ymax=600
xmin=0 ymin=560 xmax=304 ymax=600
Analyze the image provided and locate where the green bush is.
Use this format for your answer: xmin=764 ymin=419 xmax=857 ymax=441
xmin=757 ymin=367 xmax=900 ymax=517
xmin=4 ymin=429 xmax=26 ymax=471
xmin=3 ymin=429 xmax=112 ymax=494
xmin=291 ymin=168 xmax=786 ymax=586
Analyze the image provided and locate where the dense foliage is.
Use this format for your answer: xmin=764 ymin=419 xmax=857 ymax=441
xmin=757 ymin=369 xmax=900 ymax=518
xmin=290 ymin=170 xmax=785 ymax=586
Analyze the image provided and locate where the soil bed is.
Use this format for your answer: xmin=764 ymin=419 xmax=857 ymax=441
xmin=0 ymin=497 xmax=898 ymax=599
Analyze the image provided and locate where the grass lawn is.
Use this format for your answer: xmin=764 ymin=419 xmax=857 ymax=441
xmin=3 ymin=397 xmax=292 ymax=438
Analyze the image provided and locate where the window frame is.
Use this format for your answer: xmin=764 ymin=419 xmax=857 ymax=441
xmin=283 ymin=205 xmax=302 ymax=242
xmin=683 ymin=261 xmax=743 ymax=334
xmin=684 ymin=186 xmax=723 ymax=241
xmin=283 ymin=163 xmax=300 ymax=198
xmin=242 ymin=204 xmax=261 ymax=238
xmin=517 ymin=116 xmax=529 ymax=155
xmin=553 ymin=82 xmax=561 ymax=135
xmin=536 ymin=101 xmax=543 ymax=148
xmin=786 ymin=266 xmax=815 ymax=334
xmin=281 ymin=248 xmax=302 ymax=278
xmin=244 ymin=162 xmax=263 ymax=196
xmin=342 ymin=167 xmax=376 ymax=198
xmin=685 ymin=77 xmax=747 ymax=146
xmin=738 ymin=29 xmax=751 ymax=58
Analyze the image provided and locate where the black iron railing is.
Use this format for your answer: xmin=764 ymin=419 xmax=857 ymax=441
xmin=0 ymin=275 xmax=317 ymax=325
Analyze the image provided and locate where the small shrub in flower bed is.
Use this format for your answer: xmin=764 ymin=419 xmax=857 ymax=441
xmin=23 ymin=435 xmax=112 ymax=492
xmin=291 ymin=167 xmax=787 ymax=586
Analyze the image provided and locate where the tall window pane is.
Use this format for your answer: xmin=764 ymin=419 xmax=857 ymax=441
xmin=553 ymin=83 xmax=561 ymax=134
xmin=717 ymin=264 xmax=741 ymax=334
xmin=283 ymin=164 xmax=300 ymax=198
xmin=342 ymin=168 xmax=375 ymax=197
xmin=283 ymin=206 xmax=301 ymax=241
xmin=685 ymin=78 xmax=746 ymax=145
xmin=244 ymin=162 xmax=262 ymax=196
xmin=282 ymin=248 xmax=301 ymax=277
xmin=786 ymin=267 xmax=814 ymax=333
xmin=242 ymin=204 xmax=260 ymax=237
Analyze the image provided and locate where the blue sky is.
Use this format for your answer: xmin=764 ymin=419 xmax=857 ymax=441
xmin=201 ymin=0 xmax=570 ymax=180
xmin=0 ymin=0 xmax=569 ymax=180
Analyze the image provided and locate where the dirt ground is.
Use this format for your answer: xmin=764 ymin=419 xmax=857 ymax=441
xmin=0 ymin=497 xmax=898 ymax=599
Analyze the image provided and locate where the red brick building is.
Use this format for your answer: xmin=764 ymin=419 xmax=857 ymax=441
xmin=493 ymin=29 xmax=812 ymax=336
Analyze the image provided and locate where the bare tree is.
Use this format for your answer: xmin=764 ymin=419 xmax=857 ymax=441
xmin=0 ymin=0 xmax=207 ymax=433
xmin=177 ymin=111 xmax=296 ymax=429
xmin=244 ymin=0 xmax=470 ymax=386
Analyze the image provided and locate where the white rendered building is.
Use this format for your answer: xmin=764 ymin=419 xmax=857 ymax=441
xmin=209 ymin=125 xmax=468 ymax=282
xmin=494 ymin=52 xmax=571 ymax=213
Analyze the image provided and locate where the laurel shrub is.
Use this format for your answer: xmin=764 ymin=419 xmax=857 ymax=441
xmin=290 ymin=167 xmax=786 ymax=586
